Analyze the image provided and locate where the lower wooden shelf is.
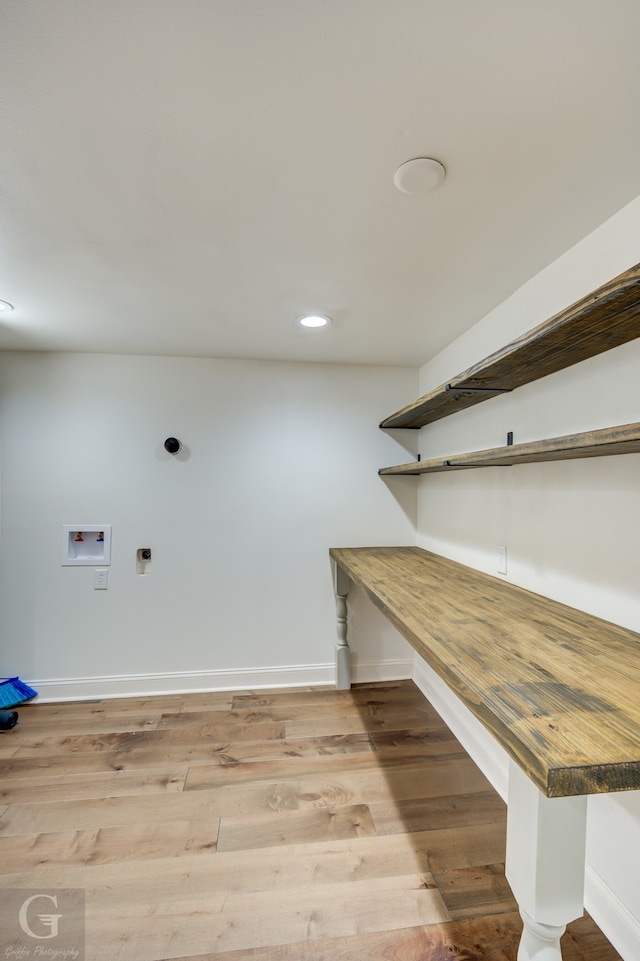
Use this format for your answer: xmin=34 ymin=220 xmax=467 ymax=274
xmin=379 ymin=421 xmax=640 ymax=476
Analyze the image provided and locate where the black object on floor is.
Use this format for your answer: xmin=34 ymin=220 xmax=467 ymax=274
xmin=0 ymin=710 xmax=18 ymax=730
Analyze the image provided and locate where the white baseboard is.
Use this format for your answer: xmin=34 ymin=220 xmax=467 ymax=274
xmin=30 ymin=656 xmax=413 ymax=702
xmin=584 ymin=864 xmax=640 ymax=961
xmin=412 ymin=653 xmax=640 ymax=961
xmin=352 ymin=657 xmax=413 ymax=684
xmin=32 ymin=663 xmax=336 ymax=701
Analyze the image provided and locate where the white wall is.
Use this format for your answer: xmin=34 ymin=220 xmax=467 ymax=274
xmin=414 ymin=193 xmax=640 ymax=959
xmin=416 ymin=201 xmax=640 ymax=630
xmin=0 ymin=352 xmax=416 ymax=696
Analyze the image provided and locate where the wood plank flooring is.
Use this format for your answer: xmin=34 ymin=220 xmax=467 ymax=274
xmin=0 ymin=680 xmax=621 ymax=961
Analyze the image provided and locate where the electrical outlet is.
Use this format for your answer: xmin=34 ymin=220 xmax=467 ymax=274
xmin=497 ymin=545 xmax=507 ymax=575
xmin=94 ymin=568 xmax=108 ymax=590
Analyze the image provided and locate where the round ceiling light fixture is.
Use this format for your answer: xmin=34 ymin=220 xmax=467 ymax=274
xmin=393 ymin=157 xmax=446 ymax=195
xmin=0 ymin=300 xmax=14 ymax=312
xmin=297 ymin=314 xmax=332 ymax=329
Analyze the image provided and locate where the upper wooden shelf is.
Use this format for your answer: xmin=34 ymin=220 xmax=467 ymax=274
xmin=329 ymin=546 xmax=640 ymax=797
xmin=379 ymin=422 xmax=640 ymax=476
xmin=380 ymin=262 xmax=640 ymax=429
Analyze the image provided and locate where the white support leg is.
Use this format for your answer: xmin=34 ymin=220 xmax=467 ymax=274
xmin=331 ymin=560 xmax=351 ymax=690
xmin=506 ymin=760 xmax=588 ymax=961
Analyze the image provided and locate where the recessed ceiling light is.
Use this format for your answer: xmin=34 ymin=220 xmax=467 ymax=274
xmin=393 ymin=158 xmax=446 ymax=195
xmin=0 ymin=300 xmax=14 ymax=312
xmin=298 ymin=314 xmax=332 ymax=329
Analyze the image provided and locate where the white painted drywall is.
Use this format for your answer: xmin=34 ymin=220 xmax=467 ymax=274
xmin=415 ymin=192 xmax=640 ymax=958
xmin=0 ymin=353 xmax=416 ymax=693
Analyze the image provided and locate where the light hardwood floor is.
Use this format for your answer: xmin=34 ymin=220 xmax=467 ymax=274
xmin=0 ymin=680 xmax=622 ymax=960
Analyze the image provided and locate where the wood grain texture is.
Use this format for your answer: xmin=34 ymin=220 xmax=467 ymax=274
xmin=330 ymin=546 xmax=640 ymax=797
xmin=370 ymin=726 xmax=468 ymax=757
xmin=1 ymin=825 xmax=503 ymax=897
xmin=380 ymin=261 xmax=640 ymax=429
xmin=0 ymin=680 xmax=620 ymax=961
xmin=0 ymin=817 xmax=220 ymax=869
xmin=216 ymin=802 xmax=378 ymax=852
xmin=178 ymin=913 xmax=617 ymax=961
xmin=0 ymin=767 xmax=187 ymax=804
xmin=432 ymin=862 xmax=518 ymax=919
xmin=181 ymin=746 xmax=466 ymax=791
xmin=368 ymin=790 xmax=506 ymax=836
xmin=81 ymin=876 xmax=450 ymax=958
xmin=231 ymin=680 xmax=421 ymax=709
xmin=9 ymin=729 xmax=372 ymax=768
xmin=379 ymin=422 xmax=640 ymax=475
xmin=283 ymin=708 xmax=445 ymax=739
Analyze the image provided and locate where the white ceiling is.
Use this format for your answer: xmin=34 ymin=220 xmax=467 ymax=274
xmin=2 ymin=1 xmax=640 ymax=367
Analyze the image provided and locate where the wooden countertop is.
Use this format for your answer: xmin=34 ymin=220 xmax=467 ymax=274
xmin=330 ymin=546 xmax=640 ymax=798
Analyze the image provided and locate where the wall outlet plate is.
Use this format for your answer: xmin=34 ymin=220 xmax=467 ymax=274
xmin=497 ymin=544 xmax=507 ymax=575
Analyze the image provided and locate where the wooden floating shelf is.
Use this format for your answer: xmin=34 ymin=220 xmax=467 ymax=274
xmin=379 ymin=422 xmax=640 ymax=476
xmin=380 ymin=262 xmax=640 ymax=429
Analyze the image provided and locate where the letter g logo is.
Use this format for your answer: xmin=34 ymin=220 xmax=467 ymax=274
xmin=19 ymin=893 xmax=63 ymax=939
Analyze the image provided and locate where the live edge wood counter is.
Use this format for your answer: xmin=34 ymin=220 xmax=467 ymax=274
xmin=329 ymin=546 xmax=640 ymax=800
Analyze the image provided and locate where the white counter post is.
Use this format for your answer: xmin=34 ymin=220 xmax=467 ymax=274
xmin=331 ymin=560 xmax=351 ymax=690
xmin=506 ymin=760 xmax=588 ymax=961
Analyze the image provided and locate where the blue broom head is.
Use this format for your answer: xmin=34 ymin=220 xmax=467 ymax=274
xmin=0 ymin=677 xmax=38 ymax=708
